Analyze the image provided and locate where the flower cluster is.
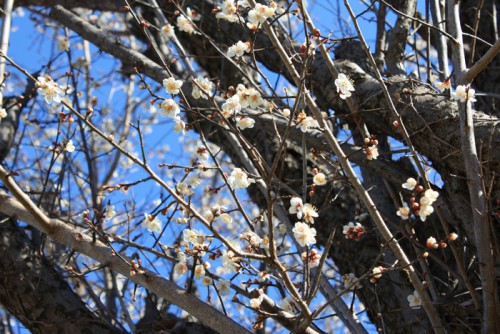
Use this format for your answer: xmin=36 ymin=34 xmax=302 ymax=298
xmin=227 ymin=41 xmax=251 ymax=58
xmin=364 ymin=136 xmax=379 ymax=160
xmin=247 ymin=3 xmax=276 ymax=29
xmin=295 ymin=110 xmax=319 ymax=133
xmin=192 ymin=76 xmax=214 ymax=99
xmin=398 ymin=178 xmax=439 ymax=221
xmin=342 ymin=222 xmax=365 ymax=241
xmin=289 ymin=197 xmax=319 ymax=224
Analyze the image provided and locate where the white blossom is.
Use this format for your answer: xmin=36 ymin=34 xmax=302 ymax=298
xmin=298 ymin=116 xmax=318 ymax=133
xmin=397 ymin=204 xmax=410 ymax=220
xmin=334 ymin=73 xmax=355 ymax=99
xmin=159 ymin=99 xmax=180 ymax=118
xmin=160 ymin=24 xmax=175 ymax=40
xmin=105 ymin=205 xmax=116 ymax=218
xmin=143 ymin=213 xmax=162 ymax=233
xmin=227 ymin=41 xmax=250 ymax=58
xmin=65 ymin=140 xmax=75 ymax=153
xmin=227 ymin=168 xmax=254 ymax=189
xmin=452 ymin=85 xmax=476 ymax=103
xmin=407 ymin=290 xmax=422 ymax=309
xmin=236 ymin=116 xmax=255 ymax=130
xmin=192 ymin=76 xmax=214 ymax=99
xmin=37 ymin=75 xmax=64 ymax=104
xmin=435 ymin=80 xmax=450 ymax=92
xmin=292 ymin=222 xmax=317 ymax=247
xmin=402 ymin=177 xmax=417 ymax=190
xmin=174 ymin=261 xmax=188 ymax=276
xmin=221 ymin=95 xmax=242 ymax=117
xmin=297 ymin=203 xmax=318 ymax=224
xmin=289 ymin=197 xmax=303 ymax=215
xmin=163 ymin=77 xmax=183 ymax=95
xmin=313 ymin=172 xmax=327 ymax=186
xmin=176 ymin=15 xmax=195 ymax=34
xmin=56 ymin=36 xmax=70 ymax=52
xmin=173 ymin=117 xmax=186 ymax=135
xmin=194 ymin=264 xmax=205 ymax=279
xmin=202 ymin=276 xmax=213 ymax=286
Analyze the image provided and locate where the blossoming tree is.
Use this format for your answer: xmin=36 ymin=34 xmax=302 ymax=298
xmin=0 ymin=0 xmax=498 ymax=333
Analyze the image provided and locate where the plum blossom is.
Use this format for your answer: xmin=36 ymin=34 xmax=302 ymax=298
xmin=289 ymin=197 xmax=303 ymax=215
xmin=216 ymin=0 xmax=238 ymax=22
xmin=0 ymin=108 xmax=6 ymax=121
xmin=176 ymin=15 xmax=195 ymax=34
xmin=163 ymin=77 xmax=183 ymax=95
xmin=402 ymin=177 xmax=417 ymax=190
xmin=221 ymin=95 xmax=241 ymax=117
xmin=240 ymin=231 xmax=262 ymax=248
xmin=37 ymin=75 xmax=64 ymax=104
xmin=174 ymin=261 xmax=188 ymax=276
xmin=202 ymin=276 xmax=213 ymax=286
xmin=298 ymin=203 xmax=318 ymax=224
xmin=192 ymin=76 xmax=214 ymax=99
xmin=298 ymin=116 xmax=319 ymax=133
xmin=365 ymin=144 xmax=379 ymax=160
xmin=313 ymin=172 xmax=327 ymax=186
xmin=407 ymin=290 xmax=422 ymax=309
xmin=370 ymin=266 xmax=384 ymax=283
xmin=196 ymin=147 xmax=209 ymax=160
xmin=247 ymin=3 xmax=275 ymax=29
xmin=452 ymin=85 xmax=476 ymax=103
xmin=159 ymin=99 xmax=180 ymax=118
xmin=222 ymin=250 xmax=240 ymax=272
xmin=236 ymin=116 xmax=255 ymax=130
xmin=343 ymin=222 xmax=365 ymax=241
xmin=292 ymin=222 xmax=317 ymax=247
xmin=194 ymin=264 xmax=205 ymax=279
xmin=216 ymin=279 xmax=231 ymax=295
xmin=173 ymin=117 xmax=186 ymax=135
xmin=236 ymin=85 xmax=264 ymax=108
xmin=426 ymin=236 xmax=438 ymax=249
xmin=143 ymin=214 xmax=162 ymax=233
xmin=335 ymin=73 xmax=355 ymax=99
xmin=65 ymin=140 xmax=75 ymax=153
xmin=186 ymin=7 xmax=201 ymax=21
xmin=227 ymin=168 xmax=254 ymax=189
xmin=397 ymin=204 xmax=410 ymax=220
xmin=105 ymin=204 xmax=116 ymax=218
xmin=435 ymin=79 xmax=450 ymax=92
xmin=419 ymin=189 xmax=439 ymax=221
xmin=302 ymin=249 xmax=321 ymax=268
xmin=250 ymin=296 xmax=263 ymax=308
xmin=160 ymin=24 xmax=175 ymax=39
xmin=227 ymin=41 xmax=250 ymax=58
xmin=183 ymin=228 xmax=206 ymax=245
xmin=56 ymin=36 xmax=70 ymax=52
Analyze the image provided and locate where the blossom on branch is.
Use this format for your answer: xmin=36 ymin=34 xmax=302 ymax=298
xmin=235 ymin=116 xmax=255 ymax=130
xmin=452 ymin=85 xmax=476 ymax=103
xmin=343 ymin=222 xmax=365 ymax=241
xmin=407 ymin=290 xmax=422 ymax=309
xmin=334 ymin=73 xmax=355 ymax=99
xmin=159 ymin=99 xmax=180 ymax=118
xmin=292 ymin=222 xmax=317 ymax=247
xmin=192 ymin=76 xmax=214 ymax=100
xmin=227 ymin=168 xmax=254 ymax=189
xmin=163 ymin=77 xmax=183 ymax=95
xmin=37 ymin=75 xmax=64 ymax=105
xmin=143 ymin=214 xmax=162 ymax=233
xmin=227 ymin=41 xmax=250 ymax=58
